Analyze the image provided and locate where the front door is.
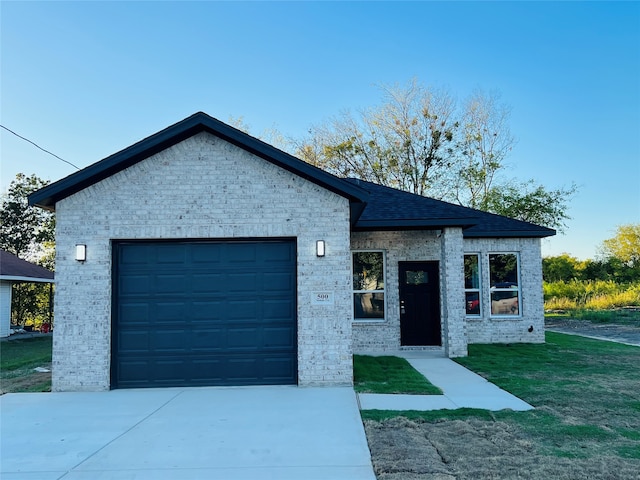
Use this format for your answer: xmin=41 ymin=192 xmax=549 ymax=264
xmin=399 ymin=261 xmax=441 ymax=346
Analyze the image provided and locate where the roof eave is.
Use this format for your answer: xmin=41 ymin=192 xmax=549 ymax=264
xmin=28 ymin=112 xmax=370 ymax=210
xmin=353 ymin=217 xmax=479 ymax=231
xmin=0 ymin=276 xmax=55 ymax=283
xmin=463 ymin=229 xmax=556 ymax=238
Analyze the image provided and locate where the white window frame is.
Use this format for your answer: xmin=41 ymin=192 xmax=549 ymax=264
xmin=464 ymin=253 xmax=482 ymax=317
xmin=488 ymin=252 xmax=522 ymax=318
xmin=352 ymin=250 xmax=386 ymax=322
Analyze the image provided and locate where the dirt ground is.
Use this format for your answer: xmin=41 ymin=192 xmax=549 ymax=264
xmin=364 ymin=321 xmax=640 ymax=479
xmin=0 ymin=363 xmax=51 ymax=395
xmin=544 ymin=318 xmax=640 ymax=346
xmin=364 ymin=416 xmax=639 ymax=480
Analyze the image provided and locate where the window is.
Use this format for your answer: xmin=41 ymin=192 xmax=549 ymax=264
xmin=489 ymin=253 xmax=520 ymax=316
xmin=352 ymin=251 xmax=385 ymax=320
xmin=464 ymin=254 xmax=481 ymax=315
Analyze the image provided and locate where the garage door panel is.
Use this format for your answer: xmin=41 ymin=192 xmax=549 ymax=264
xmin=227 ymin=358 xmax=259 ymax=381
xmin=263 ymin=357 xmax=296 ymax=379
xmin=118 ymin=331 xmax=150 ymax=353
xmin=227 ymin=273 xmax=258 ymax=292
xmin=117 ymin=360 xmax=149 ymax=384
xmin=191 ymin=329 xmax=225 ymax=350
xmin=261 ymin=242 xmax=295 ymax=262
xmin=227 ymin=327 xmax=261 ymax=350
xmin=191 ymin=301 xmax=223 ymax=320
xmin=263 ymin=327 xmax=296 ymax=349
xmin=224 ymin=300 xmax=259 ymax=321
xmin=155 ymin=245 xmax=187 ymax=264
xmin=191 ymin=244 xmax=222 ymax=264
xmin=264 ymin=272 xmax=295 ymax=292
xmin=119 ymin=275 xmax=151 ymax=295
xmin=263 ymin=299 xmax=295 ymax=319
xmin=113 ymin=240 xmax=297 ymax=388
xmin=226 ymin=244 xmax=257 ymax=263
xmin=153 ymin=329 xmax=190 ymax=352
xmin=155 ymin=274 xmax=189 ymax=294
xmin=154 ymin=302 xmax=187 ymax=322
xmin=192 ymin=273 xmax=225 ymax=293
xmin=154 ymin=359 xmax=187 ymax=381
xmin=119 ymin=303 xmax=149 ymax=323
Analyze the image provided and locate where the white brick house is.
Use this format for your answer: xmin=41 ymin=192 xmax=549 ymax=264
xmin=30 ymin=113 xmax=554 ymax=391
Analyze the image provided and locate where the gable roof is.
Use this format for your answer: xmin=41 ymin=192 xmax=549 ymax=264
xmin=344 ymin=179 xmax=556 ymax=238
xmin=28 ymin=112 xmax=370 ymax=224
xmin=28 ymin=112 xmax=554 ymax=239
xmin=0 ymin=249 xmax=54 ymax=283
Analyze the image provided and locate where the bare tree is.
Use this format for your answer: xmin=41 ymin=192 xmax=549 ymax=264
xmin=297 ymin=79 xmax=459 ymax=197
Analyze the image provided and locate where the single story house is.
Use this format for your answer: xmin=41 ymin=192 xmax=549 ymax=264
xmin=29 ymin=112 xmax=554 ymax=392
xmin=0 ymin=249 xmax=54 ymax=337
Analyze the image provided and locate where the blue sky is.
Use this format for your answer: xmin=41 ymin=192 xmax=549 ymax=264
xmin=2 ymin=1 xmax=638 ymax=259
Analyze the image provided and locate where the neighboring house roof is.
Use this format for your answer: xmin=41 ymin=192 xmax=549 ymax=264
xmin=28 ymin=112 xmax=370 ymax=225
xmin=0 ymin=249 xmax=54 ymax=283
xmin=345 ymin=179 xmax=556 ymax=238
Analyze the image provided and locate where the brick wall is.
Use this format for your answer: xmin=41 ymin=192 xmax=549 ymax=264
xmin=350 ymin=231 xmax=545 ymax=356
xmin=52 ymin=132 xmax=353 ymax=391
xmin=350 ymin=230 xmax=466 ymax=353
xmin=463 ymin=237 xmax=545 ymax=344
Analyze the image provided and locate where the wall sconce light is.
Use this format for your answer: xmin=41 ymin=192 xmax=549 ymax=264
xmin=75 ymin=244 xmax=86 ymax=262
xmin=316 ymin=240 xmax=325 ymax=257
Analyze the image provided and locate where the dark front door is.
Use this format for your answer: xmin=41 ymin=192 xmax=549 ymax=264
xmin=112 ymin=240 xmax=297 ymax=389
xmin=399 ymin=261 xmax=441 ymax=346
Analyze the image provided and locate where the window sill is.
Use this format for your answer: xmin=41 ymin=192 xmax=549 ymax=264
xmin=353 ymin=319 xmax=386 ymax=324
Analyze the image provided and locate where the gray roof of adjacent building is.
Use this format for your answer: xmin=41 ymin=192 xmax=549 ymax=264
xmin=0 ymin=249 xmax=54 ymax=282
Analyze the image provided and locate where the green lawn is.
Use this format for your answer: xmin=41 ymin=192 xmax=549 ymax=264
xmin=0 ymin=336 xmax=53 ymax=393
xmin=546 ymin=308 xmax=640 ymax=326
xmin=1 ymin=336 xmax=52 ymax=371
xmin=362 ymin=332 xmax=640 ymax=460
xmin=353 ymin=354 xmax=442 ymax=395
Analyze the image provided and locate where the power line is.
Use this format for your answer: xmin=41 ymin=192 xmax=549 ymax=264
xmin=1 ymin=124 xmax=81 ymax=170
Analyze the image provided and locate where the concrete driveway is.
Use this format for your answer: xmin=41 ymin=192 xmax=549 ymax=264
xmin=1 ymin=386 xmax=375 ymax=480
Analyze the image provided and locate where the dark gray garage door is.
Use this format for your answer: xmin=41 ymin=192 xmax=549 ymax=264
xmin=112 ymin=240 xmax=297 ymax=388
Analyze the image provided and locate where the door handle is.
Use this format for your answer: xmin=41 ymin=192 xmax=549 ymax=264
xmin=400 ymin=300 xmax=406 ymax=315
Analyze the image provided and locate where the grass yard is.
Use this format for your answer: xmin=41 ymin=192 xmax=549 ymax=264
xmin=0 ymin=336 xmax=52 ymax=394
xmin=353 ymin=354 xmax=442 ymax=395
xmin=546 ymin=308 xmax=640 ymax=326
xmin=362 ymin=332 xmax=640 ymax=479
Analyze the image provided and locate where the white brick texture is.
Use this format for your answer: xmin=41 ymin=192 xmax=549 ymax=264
xmin=351 ymin=230 xmax=467 ymax=357
xmin=52 ymin=132 xmax=353 ymax=391
xmin=351 ymin=231 xmax=546 ymax=357
xmin=464 ymin=237 xmax=545 ymax=345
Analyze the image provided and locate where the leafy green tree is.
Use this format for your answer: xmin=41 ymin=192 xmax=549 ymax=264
xmin=0 ymin=173 xmax=55 ymax=326
xmin=542 ymin=254 xmax=581 ymax=282
xmin=483 ymin=181 xmax=577 ymax=232
xmin=296 ymin=79 xmax=576 ymax=230
xmin=601 ymin=224 xmax=640 ymax=268
xmin=0 ymin=173 xmax=54 ymax=258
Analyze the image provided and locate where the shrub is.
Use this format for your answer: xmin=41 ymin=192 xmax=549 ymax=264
xmin=544 ymin=280 xmax=640 ymax=311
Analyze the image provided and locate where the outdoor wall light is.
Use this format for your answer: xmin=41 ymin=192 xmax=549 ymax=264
xmin=75 ymin=244 xmax=86 ymax=262
xmin=316 ymin=240 xmax=326 ymax=257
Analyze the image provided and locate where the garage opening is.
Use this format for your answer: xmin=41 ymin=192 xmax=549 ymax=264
xmin=112 ymin=239 xmax=297 ymax=388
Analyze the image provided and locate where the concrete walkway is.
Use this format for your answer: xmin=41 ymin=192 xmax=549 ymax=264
xmin=358 ymin=350 xmax=533 ymax=412
xmin=1 ymin=386 xmax=375 ymax=480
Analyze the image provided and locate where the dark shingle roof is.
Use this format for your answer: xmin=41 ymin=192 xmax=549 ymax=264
xmin=0 ymin=250 xmax=54 ymax=281
xmin=28 ymin=112 xmax=370 ymax=224
xmin=344 ymin=178 xmax=555 ymax=238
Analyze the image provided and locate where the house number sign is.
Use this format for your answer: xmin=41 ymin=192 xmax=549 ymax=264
xmin=311 ymin=292 xmax=334 ymax=305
